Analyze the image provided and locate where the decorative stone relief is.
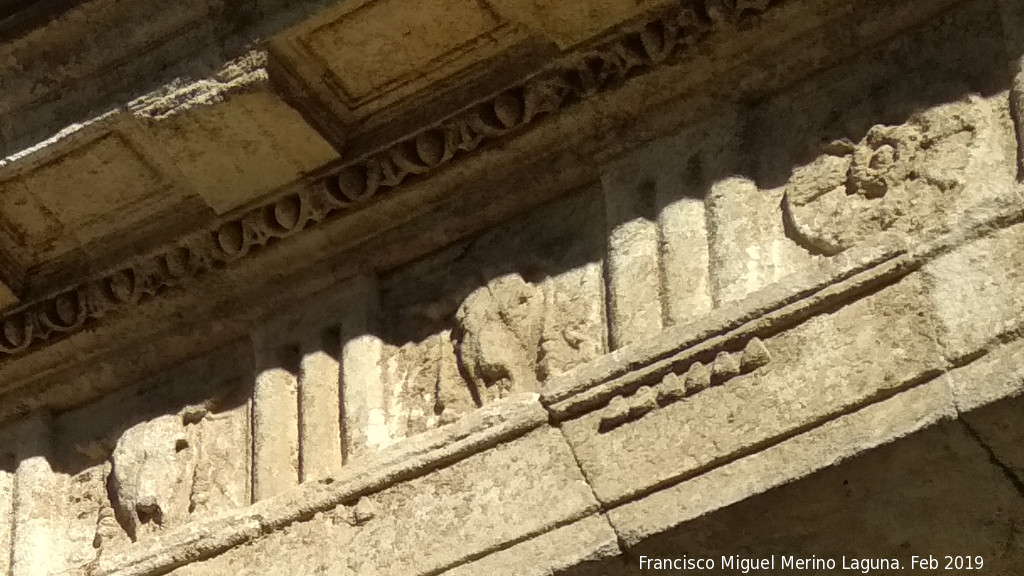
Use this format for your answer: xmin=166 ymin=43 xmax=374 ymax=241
xmin=783 ymin=100 xmax=988 ymax=255
xmin=378 ymin=190 xmax=605 ymax=442
xmin=598 ymin=337 xmax=771 ymax=432
xmin=453 ymin=273 xmax=546 ymax=401
xmin=109 ymin=414 xmax=197 ymax=541
xmin=453 ymin=267 xmax=606 ymax=403
xmin=88 ymin=397 xmax=248 ymax=546
xmin=50 ymin=366 xmax=250 ymax=566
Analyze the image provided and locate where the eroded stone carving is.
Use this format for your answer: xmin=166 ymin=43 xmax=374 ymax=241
xmin=109 ymin=414 xmax=198 ymax=541
xmin=377 ymin=190 xmax=604 ymax=442
xmin=453 ymin=273 xmax=545 ymax=401
xmin=65 ymin=393 xmax=248 ymax=551
xmin=453 ymin=268 xmax=607 ymax=405
xmin=783 ymin=101 xmax=982 ymax=255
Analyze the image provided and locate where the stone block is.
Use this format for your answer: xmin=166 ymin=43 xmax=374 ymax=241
xmin=0 ymin=116 xmax=204 ymax=269
xmin=600 ymin=117 xmax=721 ymax=347
xmin=73 ymin=394 xmax=546 ymax=576
xmin=268 ymin=0 xmax=541 ymax=134
xmin=41 ymin=344 xmax=253 ymax=568
xmin=250 ymin=274 xmax=380 ymax=485
xmin=948 ymin=336 xmax=1024 ymax=487
xmin=607 ymin=379 xmax=956 ymax=548
xmin=439 ymin=514 xmax=621 ymax=576
xmin=961 ymin=392 xmax=1024 ymax=490
xmin=9 ymin=414 xmax=58 ymax=576
xmin=164 ymin=426 xmax=596 ymax=576
xmin=707 ymin=175 xmax=815 ymax=305
xmin=757 ymin=0 xmax=1017 ymax=258
xmin=618 ymin=417 xmax=1024 ymax=575
xmin=560 ymin=271 xmax=944 ymax=506
xmin=922 ymin=220 xmax=1024 ymax=363
xmin=374 ymin=190 xmax=605 ymax=444
xmin=947 ymin=333 xmax=1024 ymax=415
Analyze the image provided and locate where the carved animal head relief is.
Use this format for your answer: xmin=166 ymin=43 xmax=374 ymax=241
xmin=783 ymin=100 xmax=983 ymax=255
xmin=109 ymin=413 xmax=200 ymax=541
xmin=452 ymin=273 xmax=545 ymax=402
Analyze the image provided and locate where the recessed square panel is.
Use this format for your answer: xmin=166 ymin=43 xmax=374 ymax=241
xmin=300 ymin=0 xmax=505 ymax=104
xmin=19 ymin=131 xmax=180 ymax=243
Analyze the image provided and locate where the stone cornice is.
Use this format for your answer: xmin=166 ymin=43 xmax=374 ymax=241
xmin=544 ymin=234 xmax=918 ymax=421
xmin=0 ymin=0 xmax=777 ymax=361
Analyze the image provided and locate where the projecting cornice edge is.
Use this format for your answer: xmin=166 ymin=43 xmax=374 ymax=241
xmin=0 ymin=0 xmax=778 ymax=362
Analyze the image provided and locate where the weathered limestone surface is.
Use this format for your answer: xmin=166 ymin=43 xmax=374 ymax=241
xmin=1 ymin=0 xmax=1024 ymax=573
xmin=167 ymin=427 xmax=597 ymax=576
xmin=922 ymin=221 xmax=1024 ymax=362
xmin=997 ymin=0 xmax=1024 ymax=179
xmin=606 ymin=379 xmax=958 ymax=549
xmin=437 ymin=515 xmax=621 ymax=576
xmin=77 ymin=394 xmax=550 ymax=576
xmin=10 ymin=415 xmax=58 ymax=576
xmin=0 ymin=52 xmax=339 ymax=301
xmin=561 ymin=264 xmax=943 ymax=505
xmin=0 ymin=452 xmax=11 ymax=576
xmin=621 ymin=420 xmax=1024 ymax=576
xmin=374 ymin=189 xmax=605 ymax=440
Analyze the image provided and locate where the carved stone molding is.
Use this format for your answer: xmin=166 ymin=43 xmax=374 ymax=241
xmin=0 ymin=0 xmax=778 ymax=361
xmin=597 ymin=337 xmax=771 ymax=433
xmin=542 ymin=232 xmax=919 ymax=422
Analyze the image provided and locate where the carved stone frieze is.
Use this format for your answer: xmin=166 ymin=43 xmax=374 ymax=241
xmin=42 ymin=359 xmax=253 ymax=569
xmin=85 ymin=398 xmax=248 ymax=550
xmin=0 ymin=0 xmax=777 ymax=362
xmin=109 ymin=414 xmax=198 ymax=541
xmin=453 ymin=266 xmax=607 ymax=403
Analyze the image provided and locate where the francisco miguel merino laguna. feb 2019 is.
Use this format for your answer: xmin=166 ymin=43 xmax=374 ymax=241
xmin=636 ymin=554 xmax=984 ymax=573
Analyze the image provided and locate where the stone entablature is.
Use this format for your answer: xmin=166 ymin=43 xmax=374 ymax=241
xmin=2 ymin=196 xmax=1024 ymax=574
xmin=0 ymin=0 xmax=779 ymax=362
xmin=0 ymin=0 xmax=1023 ymax=574
xmin=1 ymin=0 xmax=1016 ymax=423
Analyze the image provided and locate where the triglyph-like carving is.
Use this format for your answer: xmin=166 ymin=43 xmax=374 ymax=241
xmin=783 ymin=101 xmax=982 ymax=255
xmin=453 ymin=273 xmax=545 ymax=401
